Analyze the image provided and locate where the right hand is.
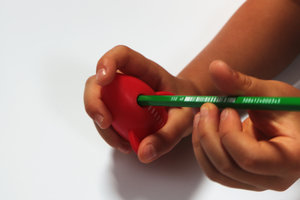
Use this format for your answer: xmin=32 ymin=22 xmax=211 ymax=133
xmin=192 ymin=60 xmax=300 ymax=191
xmin=84 ymin=45 xmax=199 ymax=163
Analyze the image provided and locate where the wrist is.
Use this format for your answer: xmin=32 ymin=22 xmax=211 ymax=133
xmin=177 ymin=74 xmax=222 ymax=96
xmin=174 ymin=76 xmax=202 ymax=95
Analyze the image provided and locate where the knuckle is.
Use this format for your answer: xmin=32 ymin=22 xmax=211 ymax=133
xmin=219 ymin=130 xmax=230 ymax=140
xmin=113 ymin=44 xmax=131 ymax=53
xmin=237 ymin=155 xmax=256 ymax=171
xmin=197 ymin=131 xmax=208 ymax=143
xmin=218 ymin=163 xmax=235 ymax=175
xmin=98 ymin=45 xmax=131 ymax=67
xmin=269 ymin=178 xmax=295 ymax=191
xmin=240 ymin=74 xmax=254 ymax=91
xmin=271 ymin=183 xmax=290 ymax=191
xmin=84 ymin=101 xmax=101 ymax=119
xmin=192 ymin=127 xmax=208 ymax=145
xmin=84 ymin=102 xmax=96 ymax=117
xmin=205 ymin=171 xmax=220 ymax=183
xmin=84 ymin=100 xmax=94 ymax=111
xmin=85 ymin=75 xmax=95 ymax=87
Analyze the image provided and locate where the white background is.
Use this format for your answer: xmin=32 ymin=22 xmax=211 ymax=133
xmin=1 ymin=0 xmax=300 ymax=199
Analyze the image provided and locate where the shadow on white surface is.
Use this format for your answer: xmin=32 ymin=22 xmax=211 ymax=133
xmin=110 ymin=136 xmax=203 ymax=200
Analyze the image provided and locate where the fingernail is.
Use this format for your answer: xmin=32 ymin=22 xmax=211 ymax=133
xmin=193 ymin=113 xmax=201 ymax=128
xmin=200 ymin=104 xmax=209 ymax=118
xmin=221 ymin=109 xmax=229 ymax=121
xmin=142 ymin=144 xmax=157 ymax=162
xmin=96 ymin=67 xmax=107 ymax=82
xmin=118 ymin=145 xmax=132 ymax=154
xmin=94 ymin=114 xmax=104 ymax=129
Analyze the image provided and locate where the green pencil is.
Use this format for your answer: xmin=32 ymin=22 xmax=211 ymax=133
xmin=137 ymin=95 xmax=300 ymax=111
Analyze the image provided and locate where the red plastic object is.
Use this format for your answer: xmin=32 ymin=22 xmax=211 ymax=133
xmin=101 ymin=73 xmax=172 ymax=153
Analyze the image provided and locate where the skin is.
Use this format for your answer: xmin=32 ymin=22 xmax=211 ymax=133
xmin=84 ymin=0 xmax=300 ymax=190
xmin=178 ymin=0 xmax=300 ymax=95
xmin=192 ymin=61 xmax=300 ymax=191
xmin=84 ymin=46 xmax=199 ymax=161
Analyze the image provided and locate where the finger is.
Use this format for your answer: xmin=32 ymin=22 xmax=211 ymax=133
xmin=196 ymin=104 xmax=268 ymax=189
xmin=210 ymin=60 xmax=300 ymax=97
xmin=209 ymin=60 xmax=300 ymax=134
xmin=219 ymin=121 xmax=288 ymax=176
xmin=217 ymin=109 xmax=292 ymax=190
xmin=219 ymin=108 xmax=242 ymax=132
xmin=96 ymin=45 xmax=174 ymax=91
xmin=94 ymin=122 xmax=131 ymax=154
xmin=192 ymin=105 xmax=262 ymax=191
xmin=209 ymin=60 xmax=297 ymax=133
xmin=84 ymin=75 xmax=112 ymax=129
xmin=192 ymin=141 xmax=262 ymax=190
xmin=209 ymin=60 xmax=273 ymax=96
xmin=248 ymin=110 xmax=300 ymax=140
xmin=137 ymin=107 xmax=194 ymax=163
xmin=84 ymin=76 xmax=131 ymax=153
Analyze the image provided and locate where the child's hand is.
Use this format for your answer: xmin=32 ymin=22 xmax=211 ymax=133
xmin=84 ymin=45 xmax=198 ymax=163
xmin=192 ymin=60 xmax=300 ymax=191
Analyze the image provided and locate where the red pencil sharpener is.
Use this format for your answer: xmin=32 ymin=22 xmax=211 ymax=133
xmin=101 ymin=73 xmax=172 ymax=153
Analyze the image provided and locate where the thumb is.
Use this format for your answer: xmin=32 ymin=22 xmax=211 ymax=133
xmin=209 ymin=60 xmax=273 ymax=96
xmin=209 ymin=60 xmax=300 ymax=137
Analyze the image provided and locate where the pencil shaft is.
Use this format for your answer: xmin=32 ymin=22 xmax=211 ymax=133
xmin=137 ymin=95 xmax=300 ymax=111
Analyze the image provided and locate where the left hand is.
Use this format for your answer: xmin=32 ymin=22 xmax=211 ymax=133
xmin=84 ymin=45 xmax=199 ymax=163
xmin=192 ymin=60 xmax=300 ymax=191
